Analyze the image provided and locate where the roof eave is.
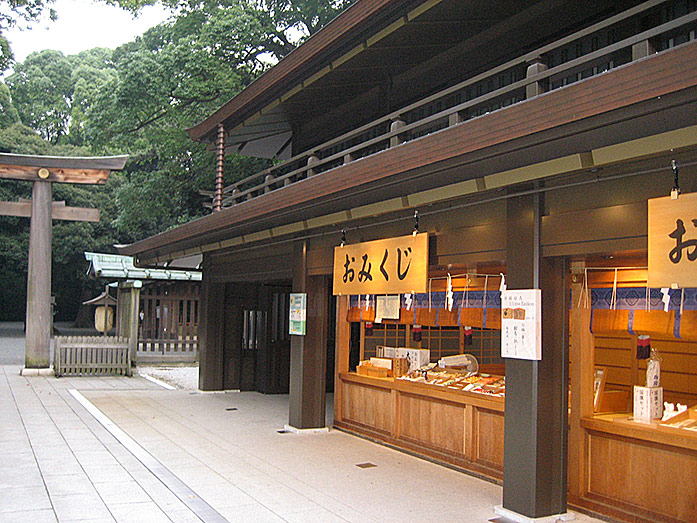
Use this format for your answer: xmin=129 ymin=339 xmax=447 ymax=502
xmin=186 ymin=0 xmax=408 ymax=143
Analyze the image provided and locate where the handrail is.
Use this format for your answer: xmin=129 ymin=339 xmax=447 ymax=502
xmin=210 ymin=0 xmax=694 ymax=208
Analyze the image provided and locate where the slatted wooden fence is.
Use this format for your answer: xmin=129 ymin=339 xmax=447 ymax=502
xmin=138 ymin=282 xmax=199 ymax=363
xmin=54 ymin=336 xmax=131 ymax=377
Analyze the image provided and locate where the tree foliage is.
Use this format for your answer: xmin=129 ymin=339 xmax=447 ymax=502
xmin=0 ymin=0 xmax=350 ymax=321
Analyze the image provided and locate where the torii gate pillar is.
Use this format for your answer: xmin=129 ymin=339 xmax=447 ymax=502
xmin=25 ymin=180 xmax=53 ymax=368
xmin=0 ymin=153 xmax=128 ymax=371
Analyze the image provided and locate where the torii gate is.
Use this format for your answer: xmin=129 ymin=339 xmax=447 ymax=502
xmin=0 ymin=153 xmax=128 ymax=372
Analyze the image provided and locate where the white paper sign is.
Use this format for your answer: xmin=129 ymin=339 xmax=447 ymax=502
xmin=289 ymin=293 xmax=307 ymax=335
xmin=501 ymin=289 xmax=542 ymax=360
xmin=633 ymin=385 xmax=663 ymax=421
xmin=375 ymin=295 xmax=400 ymax=323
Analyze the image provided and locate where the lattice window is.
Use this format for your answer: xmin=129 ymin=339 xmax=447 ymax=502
xmin=363 ymin=323 xmax=407 ymax=359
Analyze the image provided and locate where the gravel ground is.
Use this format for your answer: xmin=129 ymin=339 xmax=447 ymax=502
xmin=137 ymin=365 xmax=199 ymax=390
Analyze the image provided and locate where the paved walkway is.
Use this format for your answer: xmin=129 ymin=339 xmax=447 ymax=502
xmin=0 ymin=361 xmax=605 ymax=523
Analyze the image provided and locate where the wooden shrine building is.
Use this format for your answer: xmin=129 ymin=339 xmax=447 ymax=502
xmin=84 ymin=252 xmax=202 ymax=363
xmin=121 ymin=1 xmax=697 ymax=521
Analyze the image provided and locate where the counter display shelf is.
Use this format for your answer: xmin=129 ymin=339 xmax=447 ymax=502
xmin=335 ymin=371 xmax=505 ymax=481
xmin=397 ymin=369 xmax=505 ymax=397
xmin=576 ymin=412 xmax=697 ymax=522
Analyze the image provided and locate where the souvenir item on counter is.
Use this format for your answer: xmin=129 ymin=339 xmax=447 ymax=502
xmin=398 ymin=367 xmax=505 ymax=397
xmin=660 ymin=404 xmax=697 ymax=431
xmin=378 ymin=347 xmax=430 ymax=372
xmin=413 ymin=324 xmax=422 ymax=342
xmin=661 ymin=402 xmax=688 ymax=421
xmin=437 ymin=353 xmax=478 ymax=374
xmin=464 ymin=326 xmax=472 ymax=346
xmin=637 ymin=334 xmax=651 ymax=359
xmin=646 ymin=347 xmax=662 ymax=387
xmin=356 ymin=360 xmax=389 ymax=378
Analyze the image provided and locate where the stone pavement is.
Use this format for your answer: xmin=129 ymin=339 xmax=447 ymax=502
xmin=0 ymin=363 xmax=606 ymax=523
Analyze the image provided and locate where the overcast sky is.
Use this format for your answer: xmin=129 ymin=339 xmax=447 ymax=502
xmin=5 ymin=0 xmax=171 ymax=65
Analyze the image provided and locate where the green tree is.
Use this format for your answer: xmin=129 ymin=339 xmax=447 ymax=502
xmin=5 ymin=49 xmax=73 ymax=142
xmin=0 ymin=0 xmax=158 ymax=71
xmin=67 ymin=48 xmax=118 ymax=146
xmin=0 ymin=122 xmax=50 ymax=154
xmin=1 ymin=0 xmax=352 ymax=320
xmin=0 ymin=0 xmax=57 ymax=70
xmin=0 ymin=81 xmax=19 ymax=126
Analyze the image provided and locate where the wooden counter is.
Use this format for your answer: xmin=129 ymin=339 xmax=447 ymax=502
xmin=571 ymin=414 xmax=697 ymax=523
xmin=334 ymin=372 xmax=505 ymax=481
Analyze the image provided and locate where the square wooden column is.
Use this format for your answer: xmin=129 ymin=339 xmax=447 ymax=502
xmin=199 ymin=257 xmax=225 ymax=391
xmin=289 ymin=240 xmax=328 ymax=429
xmin=501 ymin=192 xmax=569 ymax=519
xmin=117 ymin=281 xmax=142 ymax=367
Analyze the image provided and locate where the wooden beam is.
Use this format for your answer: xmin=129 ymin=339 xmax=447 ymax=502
xmin=0 ymin=165 xmax=111 ymax=184
xmin=0 ymin=200 xmax=100 ymax=222
xmin=0 ymin=153 xmax=128 ymax=185
xmin=0 ymin=153 xmax=128 ymax=170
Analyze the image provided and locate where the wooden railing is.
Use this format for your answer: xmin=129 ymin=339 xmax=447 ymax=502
xmin=54 ymin=336 xmax=131 ymax=377
xmin=207 ymin=0 xmax=697 ymax=209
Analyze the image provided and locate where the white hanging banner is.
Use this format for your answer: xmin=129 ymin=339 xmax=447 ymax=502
xmin=501 ymin=289 xmax=542 ymax=360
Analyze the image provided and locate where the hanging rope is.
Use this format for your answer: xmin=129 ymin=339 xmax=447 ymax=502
xmin=577 ymin=269 xmax=590 ymax=309
xmin=483 ymin=275 xmax=489 ymax=310
xmin=428 ymin=278 xmax=432 ymax=311
xmin=460 ymin=276 xmax=469 ymax=309
xmin=584 ymin=269 xmax=590 ymax=308
xmin=610 ymin=268 xmax=618 ymax=310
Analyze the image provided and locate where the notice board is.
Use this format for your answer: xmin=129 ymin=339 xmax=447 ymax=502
xmin=501 ymin=289 xmax=542 ymax=360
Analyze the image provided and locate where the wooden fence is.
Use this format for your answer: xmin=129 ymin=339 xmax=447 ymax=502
xmin=138 ymin=282 xmax=199 ymax=363
xmin=54 ymin=336 xmax=131 ymax=377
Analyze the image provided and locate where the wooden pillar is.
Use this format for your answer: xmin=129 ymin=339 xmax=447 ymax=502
xmin=501 ymin=192 xmax=569 ymax=519
xmin=389 ymin=119 xmax=406 ymax=147
xmin=526 ymin=57 xmax=548 ymax=99
xmin=568 ymin=269 xmax=594 ymax=500
xmin=128 ymin=284 xmax=140 ymax=370
xmin=632 ymin=39 xmax=655 ymax=60
xmin=334 ymin=295 xmax=350 ymax=424
xmin=117 ymin=281 xmax=142 ymax=368
xmin=289 ymin=240 xmax=328 ymax=429
xmin=25 ymin=180 xmax=52 ymax=368
xmin=199 ymin=258 xmax=225 ymax=390
xmin=448 ymin=111 xmax=464 ymax=127
xmin=307 ymin=155 xmax=320 ymax=177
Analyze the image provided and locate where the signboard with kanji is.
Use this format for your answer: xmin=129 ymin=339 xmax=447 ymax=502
xmin=332 ymin=233 xmax=428 ymax=295
xmin=648 ymin=192 xmax=697 ymax=288
xmin=501 ymin=289 xmax=542 ymax=360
